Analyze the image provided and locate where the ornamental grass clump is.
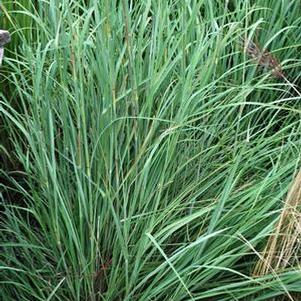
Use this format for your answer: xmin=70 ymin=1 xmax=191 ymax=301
xmin=1 ymin=1 xmax=301 ymax=300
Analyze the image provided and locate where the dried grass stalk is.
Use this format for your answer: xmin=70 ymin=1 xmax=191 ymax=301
xmin=253 ymin=170 xmax=301 ymax=277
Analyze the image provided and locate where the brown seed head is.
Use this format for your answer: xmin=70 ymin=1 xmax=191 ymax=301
xmin=242 ymin=38 xmax=284 ymax=79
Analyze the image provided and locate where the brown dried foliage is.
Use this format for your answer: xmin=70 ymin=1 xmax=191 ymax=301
xmin=253 ymin=170 xmax=301 ymax=300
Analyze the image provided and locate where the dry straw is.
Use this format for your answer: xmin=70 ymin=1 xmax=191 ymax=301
xmin=253 ymin=170 xmax=301 ymax=277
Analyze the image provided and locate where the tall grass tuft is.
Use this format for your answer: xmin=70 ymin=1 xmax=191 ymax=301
xmin=1 ymin=0 xmax=301 ymax=300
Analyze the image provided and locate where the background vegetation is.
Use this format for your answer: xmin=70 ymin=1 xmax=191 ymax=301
xmin=1 ymin=0 xmax=301 ymax=300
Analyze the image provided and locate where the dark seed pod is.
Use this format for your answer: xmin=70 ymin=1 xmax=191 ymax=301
xmin=0 ymin=30 xmax=10 ymax=65
xmin=0 ymin=30 xmax=11 ymax=47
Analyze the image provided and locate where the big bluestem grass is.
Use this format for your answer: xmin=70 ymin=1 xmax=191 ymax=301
xmin=1 ymin=1 xmax=301 ymax=300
